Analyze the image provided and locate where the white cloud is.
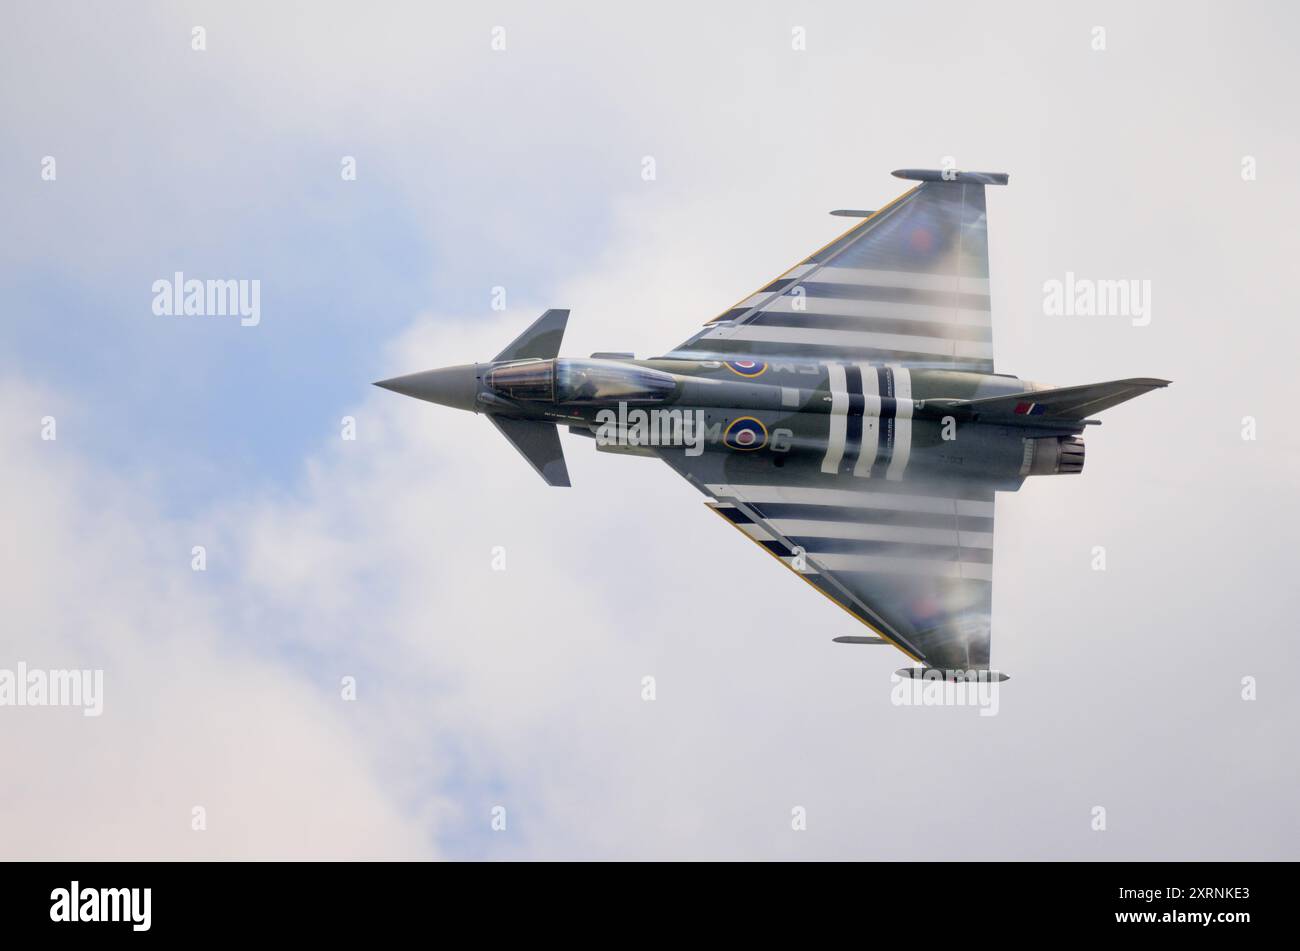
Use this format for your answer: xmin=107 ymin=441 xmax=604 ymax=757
xmin=0 ymin=380 xmax=440 ymax=858
xmin=8 ymin=268 xmax=1296 ymax=859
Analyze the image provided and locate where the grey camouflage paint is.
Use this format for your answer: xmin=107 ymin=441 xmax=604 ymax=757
xmin=376 ymin=170 xmax=1168 ymax=676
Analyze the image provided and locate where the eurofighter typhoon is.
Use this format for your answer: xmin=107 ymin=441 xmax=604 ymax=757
xmin=376 ymin=169 xmax=1168 ymax=680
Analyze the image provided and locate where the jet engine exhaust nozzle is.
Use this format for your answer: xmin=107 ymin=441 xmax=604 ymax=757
xmin=1025 ymin=435 xmax=1085 ymax=476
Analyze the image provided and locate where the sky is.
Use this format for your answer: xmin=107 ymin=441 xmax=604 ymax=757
xmin=1 ymin=0 xmax=1298 ymax=859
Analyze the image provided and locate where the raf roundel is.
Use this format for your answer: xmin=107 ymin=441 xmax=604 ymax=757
xmin=724 ymin=416 xmax=768 ymax=451
xmin=725 ymin=359 xmax=768 ymax=378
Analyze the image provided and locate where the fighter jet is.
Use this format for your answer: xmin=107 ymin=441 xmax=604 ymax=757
xmin=376 ymin=169 xmax=1168 ymax=680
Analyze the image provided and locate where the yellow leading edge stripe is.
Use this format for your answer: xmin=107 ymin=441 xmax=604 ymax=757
xmin=705 ymin=503 xmax=924 ymax=664
xmin=707 ymin=184 xmax=923 ymax=324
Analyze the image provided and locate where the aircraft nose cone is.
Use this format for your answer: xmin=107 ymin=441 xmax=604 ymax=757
xmin=374 ymin=363 xmax=479 ymax=412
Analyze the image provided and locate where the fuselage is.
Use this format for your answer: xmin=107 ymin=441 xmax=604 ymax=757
xmin=462 ymin=356 xmax=1081 ymax=488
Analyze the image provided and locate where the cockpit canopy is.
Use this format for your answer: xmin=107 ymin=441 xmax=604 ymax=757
xmin=486 ymin=359 xmax=555 ymax=400
xmin=556 ymin=359 xmax=676 ymax=403
xmin=486 ymin=359 xmax=675 ymax=405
